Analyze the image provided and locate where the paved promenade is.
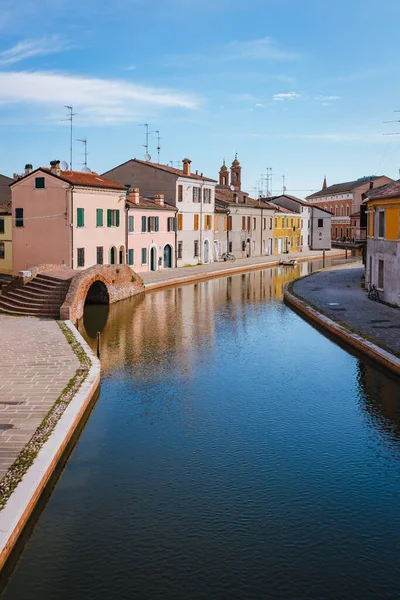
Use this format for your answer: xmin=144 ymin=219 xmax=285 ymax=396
xmin=141 ymin=248 xmax=346 ymax=287
xmin=0 ymin=316 xmax=79 ymax=480
xmin=292 ymin=262 xmax=400 ymax=356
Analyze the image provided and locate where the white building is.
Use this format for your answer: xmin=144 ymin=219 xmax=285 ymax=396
xmin=103 ymin=158 xmax=217 ymax=266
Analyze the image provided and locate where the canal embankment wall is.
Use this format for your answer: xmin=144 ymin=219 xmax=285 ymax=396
xmin=0 ymin=320 xmax=100 ymax=571
xmin=142 ymin=250 xmax=347 ymax=291
xmin=284 ymin=262 xmax=400 ymax=377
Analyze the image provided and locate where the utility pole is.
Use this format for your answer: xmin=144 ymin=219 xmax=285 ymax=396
xmin=63 ymin=106 xmax=76 ymax=170
xmin=77 ymin=138 xmax=88 ymax=168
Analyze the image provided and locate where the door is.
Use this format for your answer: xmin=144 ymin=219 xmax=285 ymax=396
xmin=268 ymin=239 xmax=273 ymax=255
xmin=204 ymin=240 xmax=209 ymax=263
xmin=163 ymin=244 xmax=172 ymax=268
xmin=277 ymin=238 xmax=283 ymax=253
xmin=214 ymin=240 xmax=219 ymax=261
xmin=150 ymin=247 xmax=157 ymax=271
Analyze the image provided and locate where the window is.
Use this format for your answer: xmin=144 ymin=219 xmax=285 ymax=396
xmin=378 ymin=211 xmax=385 ymax=238
xmin=128 ymin=215 xmax=134 ymax=233
xmin=77 ymin=208 xmax=84 ymax=227
xmin=318 ymin=218 xmax=323 ymax=228
xmin=0 ymin=242 xmax=4 ymax=259
xmin=0 ymin=219 xmax=4 ymax=234
xmin=247 ymin=216 xmax=251 ymax=231
xmin=15 ymin=208 xmax=23 ymax=227
xmin=378 ymin=259 xmax=384 ymax=289
xmin=194 ymin=214 xmax=199 ymax=230
xmin=274 ymin=217 xmax=277 ymax=228
xmin=147 ymin=216 xmax=159 ymax=232
xmin=177 ymin=241 xmax=183 ymax=259
xmin=96 ymin=246 xmax=103 ymax=265
xmin=269 ymin=218 xmax=273 ymax=230
xmin=263 ymin=218 xmax=266 ymax=230
xmin=141 ymin=248 xmax=147 ymax=264
xmin=204 ymin=215 xmax=212 ymax=230
xmin=335 ymin=206 xmax=338 ymax=217
xmin=203 ymin=188 xmax=211 ymax=203
xmin=142 ymin=216 xmax=147 ymax=232
xmin=167 ymin=217 xmax=174 ymax=232
xmin=192 ymin=187 xmax=200 ymax=202
xmin=107 ymin=209 xmax=120 ymax=227
xmin=346 ymin=205 xmax=350 ymax=216
xmin=335 ymin=227 xmax=338 ymax=238
xmin=228 ymin=215 xmax=232 ymax=231
xmin=77 ymin=248 xmax=85 ymax=267
xmin=242 ymin=216 xmax=246 ymax=231
xmin=194 ymin=240 xmax=199 ymax=257
xmin=96 ymin=209 xmax=103 ymax=227
xmin=229 ymin=241 xmax=233 ymax=253
xmin=215 ymin=216 xmax=219 ymax=232
xmin=178 ymin=213 xmax=183 ymax=230
xmin=128 ymin=249 xmax=134 ymax=265
xmin=35 ymin=177 xmax=45 ymax=189
xmin=253 ymin=217 xmax=256 ymax=230
xmin=178 ymin=185 xmax=183 ymax=202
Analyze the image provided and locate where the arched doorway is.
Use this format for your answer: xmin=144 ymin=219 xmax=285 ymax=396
xmin=119 ymin=245 xmax=125 ymax=264
xmin=163 ymin=244 xmax=172 ymax=268
xmin=204 ymin=239 xmax=210 ymax=263
xmin=84 ymin=280 xmax=109 ymax=305
xmin=150 ymin=247 xmax=157 ymax=271
xmin=110 ymin=246 xmax=116 ymax=265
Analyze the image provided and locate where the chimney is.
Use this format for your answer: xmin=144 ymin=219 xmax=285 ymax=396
xmin=182 ymin=158 xmax=191 ymax=176
xmin=369 ymin=180 xmax=374 ymax=190
xmin=24 ymin=164 xmax=33 ymax=175
xmin=50 ymin=160 xmax=61 ymax=176
xmin=154 ymin=193 xmax=165 ymax=206
xmin=130 ymin=187 xmax=140 ymax=204
xmin=13 ymin=173 xmax=19 ymax=180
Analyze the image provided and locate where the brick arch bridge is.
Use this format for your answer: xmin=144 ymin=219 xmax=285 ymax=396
xmin=60 ymin=264 xmax=144 ymax=323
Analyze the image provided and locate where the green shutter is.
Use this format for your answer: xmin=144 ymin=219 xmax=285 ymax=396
xmin=142 ymin=216 xmax=146 ymax=232
xmin=128 ymin=249 xmax=134 ymax=265
xmin=174 ymin=217 xmax=177 ymax=232
xmin=116 ymin=210 xmax=120 ymax=227
xmin=77 ymin=208 xmax=84 ymax=227
xmin=155 ymin=216 xmax=159 ymax=232
xmin=96 ymin=209 xmax=103 ymax=227
xmin=107 ymin=209 xmax=112 ymax=227
xmin=141 ymin=248 xmax=147 ymax=264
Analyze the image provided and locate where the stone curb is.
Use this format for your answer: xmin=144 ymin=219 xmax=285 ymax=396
xmin=284 ymin=283 xmax=400 ymax=377
xmin=0 ymin=321 xmax=101 ymax=570
xmin=144 ymin=251 xmax=347 ymax=292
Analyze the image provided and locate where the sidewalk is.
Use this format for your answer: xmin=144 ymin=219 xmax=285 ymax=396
xmin=287 ymin=262 xmax=400 ymax=366
xmin=141 ymin=249 xmax=347 ymax=288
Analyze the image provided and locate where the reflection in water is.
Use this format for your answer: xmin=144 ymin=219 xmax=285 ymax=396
xmin=4 ymin=254 xmax=400 ymax=600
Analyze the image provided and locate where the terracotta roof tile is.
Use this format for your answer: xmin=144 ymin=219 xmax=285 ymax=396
xmin=134 ymin=159 xmax=217 ymax=183
xmin=126 ymin=196 xmax=177 ymax=211
xmin=363 ymin=179 xmax=400 ymax=201
xmin=0 ymin=174 xmax=12 ymax=206
xmin=307 ymin=176 xmax=381 ymax=199
xmin=41 ymin=169 xmax=126 ymax=190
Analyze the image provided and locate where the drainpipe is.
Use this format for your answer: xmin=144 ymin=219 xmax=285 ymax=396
xmin=125 ymin=201 xmax=129 ymax=266
xmin=70 ymin=186 xmax=74 ymax=269
xmin=199 ymin=181 xmax=203 ymax=263
xmin=226 ymin=209 xmax=230 ymax=251
xmin=260 ymin=206 xmax=263 ymax=255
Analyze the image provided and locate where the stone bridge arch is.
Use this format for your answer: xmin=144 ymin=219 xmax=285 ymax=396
xmin=60 ymin=265 xmax=144 ymax=323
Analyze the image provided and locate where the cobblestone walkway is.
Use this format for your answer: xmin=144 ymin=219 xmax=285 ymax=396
xmin=0 ymin=316 xmax=79 ymax=480
xmin=141 ymin=249 xmax=346 ymax=287
xmin=292 ymin=262 xmax=400 ymax=356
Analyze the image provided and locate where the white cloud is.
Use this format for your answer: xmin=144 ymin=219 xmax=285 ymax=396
xmin=0 ymin=36 xmax=72 ymax=65
xmin=273 ymin=92 xmax=300 ymax=101
xmin=225 ymin=37 xmax=300 ymax=61
xmin=314 ymin=95 xmax=341 ymax=101
xmin=0 ymin=71 xmax=199 ymax=123
xmin=255 ymin=103 xmax=265 ymax=108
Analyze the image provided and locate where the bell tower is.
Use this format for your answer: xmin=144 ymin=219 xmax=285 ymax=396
xmin=219 ymin=159 xmax=229 ymax=186
xmin=230 ymin=154 xmax=241 ymax=191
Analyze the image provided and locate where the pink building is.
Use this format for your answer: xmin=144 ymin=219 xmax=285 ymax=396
xmin=11 ymin=161 xmax=127 ymax=274
xmin=126 ymin=188 xmax=177 ymax=272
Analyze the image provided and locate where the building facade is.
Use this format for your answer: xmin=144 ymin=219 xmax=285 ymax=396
xmin=0 ymin=174 xmax=13 ymax=274
xmin=103 ymin=158 xmax=217 ymax=266
xmin=270 ymin=205 xmax=301 ymax=254
xmin=11 ymin=162 xmax=127 ymax=274
xmin=126 ymin=188 xmax=177 ymax=273
xmin=306 ymin=175 xmax=393 ymax=241
xmin=266 ymin=194 xmax=310 ymax=250
xmin=365 ymin=180 xmax=400 ymax=306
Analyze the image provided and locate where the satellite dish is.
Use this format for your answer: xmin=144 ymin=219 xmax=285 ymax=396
xmin=82 ymin=167 xmax=92 ymax=173
xmin=60 ymin=160 xmax=68 ymax=171
xmin=144 ymin=153 xmax=151 ymax=162
xmin=230 ymin=185 xmax=235 ymax=191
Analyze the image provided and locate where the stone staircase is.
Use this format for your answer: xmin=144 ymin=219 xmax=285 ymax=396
xmin=0 ymin=273 xmax=73 ymax=318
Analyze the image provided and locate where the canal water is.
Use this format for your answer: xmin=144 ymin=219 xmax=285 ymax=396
xmin=2 ymin=258 xmax=400 ymax=600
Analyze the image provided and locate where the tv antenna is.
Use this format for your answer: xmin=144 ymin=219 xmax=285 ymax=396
xmin=150 ymin=130 xmax=162 ymax=163
xmin=139 ymin=123 xmax=151 ymax=160
xmin=265 ymin=167 xmax=274 ymax=196
xmin=76 ymin=138 xmax=88 ymax=168
xmin=63 ymin=106 xmax=77 ymax=170
xmin=282 ymin=175 xmax=286 ymax=193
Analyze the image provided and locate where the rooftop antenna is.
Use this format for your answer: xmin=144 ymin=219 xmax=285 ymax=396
xmin=139 ymin=123 xmax=151 ymax=160
xmin=63 ymin=105 xmax=77 ymax=170
xmin=76 ymin=138 xmax=88 ymax=168
xmin=282 ymin=175 xmax=286 ymax=193
xmin=150 ymin=130 xmax=162 ymax=163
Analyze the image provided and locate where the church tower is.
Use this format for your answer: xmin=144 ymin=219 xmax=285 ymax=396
xmin=219 ymin=160 xmax=229 ymax=186
xmin=230 ymin=154 xmax=241 ymax=191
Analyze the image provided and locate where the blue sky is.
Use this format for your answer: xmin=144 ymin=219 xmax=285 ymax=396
xmin=1 ymin=0 xmax=400 ymax=197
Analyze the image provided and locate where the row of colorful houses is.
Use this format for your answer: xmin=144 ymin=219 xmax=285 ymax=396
xmin=0 ymin=156 xmax=332 ymax=276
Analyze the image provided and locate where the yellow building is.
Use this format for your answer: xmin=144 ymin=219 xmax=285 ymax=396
xmin=365 ymin=181 xmax=400 ymax=306
xmin=0 ymin=206 xmax=12 ymax=275
xmin=272 ymin=208 xmax=301 ymax=254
